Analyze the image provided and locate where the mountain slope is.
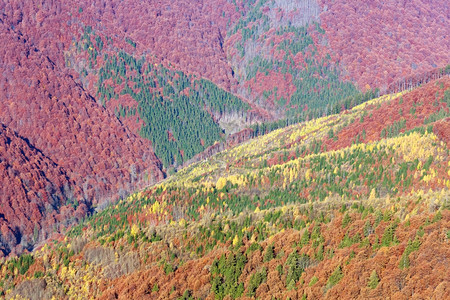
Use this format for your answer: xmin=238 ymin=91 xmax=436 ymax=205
xmin=0 ymin=0 xmax=449 ymax=261
xmin=0 ymin=3 xmax=164 ymax=256
xmin=0 ymin=78 xmax=448 ymax=298
xmin=97 ymin=197 xmax=449 ymax=299
xmin=318 ymin=0 xmax=450 ymax=91
xmin=0 ymin=123 xmax=81 ymax=257
xmin=2 ymin=0 xmax=448 ymax=170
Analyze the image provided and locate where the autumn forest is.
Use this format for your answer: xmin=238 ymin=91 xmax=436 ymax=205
xmin=0 ymin=0 xmax=449 ymax=299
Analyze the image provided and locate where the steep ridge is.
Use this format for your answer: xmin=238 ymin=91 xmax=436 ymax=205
xmin=0 ymin=2 xmax=164 ymax=255
xmin=324 ymin=76 xmax=450 ymax=151
xmin=0 ymin=78 xmax=448 ymax=298
xmin=0 ymin=123 xmax=81 ymax=257
xmin=0 ymin=20 xmax=164 ymax=201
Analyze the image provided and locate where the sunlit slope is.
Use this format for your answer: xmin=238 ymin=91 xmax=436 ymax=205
xmin=2 ymin=190 xmax=447 ymax=299
xmin=0 ymin=78 xmax=449 ymax=299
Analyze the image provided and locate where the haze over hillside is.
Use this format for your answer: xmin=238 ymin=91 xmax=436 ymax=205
xmin=0 ymin=1 xmax=449 ymax=298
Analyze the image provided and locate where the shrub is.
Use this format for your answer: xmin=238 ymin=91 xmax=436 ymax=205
xmin=381 ymin=222 xmax=398 ymax=247
xmin=342 ymin=213 xmax=351 ymax=228
xmin=276 ymin=264 xmax=283 ymax=275
xmin=178 ymin=289 xmax=194 ymax=300
xmin=164 ymin=262 xmax=174 ymax=275
xmin=399 ymin=237 xmax=421 ymax=269
xmin=246 ymin=243 xmax=262 ymax=254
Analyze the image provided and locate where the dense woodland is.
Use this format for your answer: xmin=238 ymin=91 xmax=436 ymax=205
xmin=1 ymin=78 xmax=449 ymax=299
xmin=0 ymin=6 xmax=164 ymax=256
xmin=226 ymin=1 xmax=360 ymax=120
xmin=86 ymin=31 xmax=251 ymax=166
xmin=317 ymin=0 xmax=450 ymax=91
xmin=0 ymin=0 xmax=449 ymax=298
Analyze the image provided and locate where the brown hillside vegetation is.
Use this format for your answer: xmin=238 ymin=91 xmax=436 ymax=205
xmin=0 ymin=124 xmax=81 ymax=257
xmin=70 ymin=0 xmax=241 ymax=90
xmin=319 ymin=0 xmax=450 ymax=91
xmin=0 ymin=3 xmax=164 ymax=255
xmin=0 ymin=80 xmax=448 ymax=298
xmin=1 ymin=191 xmax=448 ymax=299
xmin=325 ymin=77 xmax=450 ymax=152
xmin=0 ymin=17 xmax=165 ymax=196
xmin=0 ymin=0 xmax=449 ymax=273
xmin=99 ymin=199 xmax=449 ymax=300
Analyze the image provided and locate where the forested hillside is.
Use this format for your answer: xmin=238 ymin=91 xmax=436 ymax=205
xmin=0 ymin=0 xmax=449 ymax=271
xmin=224 ymin=0 xmax=450 ymax=121
xmin=318 ymin=0 xmax=450 ymax=91
xmin=225 ymin=0 xmax=359 ymax=120
xmin=1 ymin=78 xmax=448 ymax=299
xmin=0 ymin=1 xmax=164 ymax=256
xmin=68 ymin=26 xmax=256 ymax=166
xmin=0 ymin=124 xmax=82 ymax=257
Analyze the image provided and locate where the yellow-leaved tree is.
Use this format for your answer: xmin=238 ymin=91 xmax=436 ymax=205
xmin=232 ymin=235 xmax=240 ymax=246
xmin=305 ymin=169 xmax=312 ymax=181
xmin=216 ymin=177 xmax=227 ymax=190
xmin=130 ymin=224 xmax=140 ymax=237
